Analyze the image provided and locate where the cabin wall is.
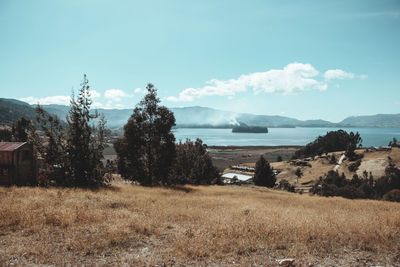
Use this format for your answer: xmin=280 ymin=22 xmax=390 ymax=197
xmin=0 ymin=143 xmax=35 ymax=186
xmin=0 ymin=150 xmax=13 ymax=166
xmin=0 ymin=166 xmax=11 ymax=185
xmin=16 ymin=146 xmax=34 ymax=185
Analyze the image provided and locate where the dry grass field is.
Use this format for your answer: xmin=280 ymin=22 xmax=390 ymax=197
xmin=0 ymin=184 xmax=399 ymax=266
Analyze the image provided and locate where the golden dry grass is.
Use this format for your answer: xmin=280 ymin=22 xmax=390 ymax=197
xmin=0 ymin=184 xmax=399 ymax=266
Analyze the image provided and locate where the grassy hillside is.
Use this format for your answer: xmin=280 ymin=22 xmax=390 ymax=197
xmin=235 ymin=147 xmax=400 ymax=188
xmin=0 ymin=184 xmax=399 ymax=265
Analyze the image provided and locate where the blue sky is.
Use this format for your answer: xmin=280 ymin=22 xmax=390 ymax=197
xmin=0 ymin=0 xmax=399 ymax=122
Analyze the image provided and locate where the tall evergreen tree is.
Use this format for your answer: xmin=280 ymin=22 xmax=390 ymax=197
xmin=114 ymin=83 xmax=176 ymax=185
xmin=66 ymin=74 xmax=106 ymax=186
xmin=254 ymin=155 xmax=276 ymax=187
xmin=29 ymin=75 xmax=108 ymax=186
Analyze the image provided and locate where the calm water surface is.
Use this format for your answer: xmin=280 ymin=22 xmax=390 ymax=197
xmin=173 ymin=127 xmax=400 ymax=147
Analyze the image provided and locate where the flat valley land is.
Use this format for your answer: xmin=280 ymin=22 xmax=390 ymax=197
xmin=103 ymin=144 xmax=300 ymax=170
xmin=207 ymin=146 xmax=300 ymax=170
xmin=0 ymin=185 xmax=399 ymax=266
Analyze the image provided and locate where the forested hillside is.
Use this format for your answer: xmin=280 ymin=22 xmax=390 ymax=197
xmin=0 ymin=98 xmax=37 ymax=126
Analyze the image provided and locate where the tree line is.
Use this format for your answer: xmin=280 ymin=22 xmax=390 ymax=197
xmin=293 ymin=129 xmax=363 ymax=160
xmin=0 ymin=75 xmax=219 ymax=187
xmin=311 ymin=166 xmax=400 ymax=201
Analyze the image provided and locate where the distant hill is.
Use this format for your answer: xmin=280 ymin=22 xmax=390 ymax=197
xmin=38 ymin=104 xmax=133 ymax=128
xmin=0 ymin=98 xmax=37 ymax=126
xmin=33 ymin=105 xmax=337 ymax=128
xmin=171 ymin=106 xmax=337 ymax=128
xmin=339 ymin=114 xmax=400 ymax=128
xmin=1 ymin=98 xmax=400 ymax=128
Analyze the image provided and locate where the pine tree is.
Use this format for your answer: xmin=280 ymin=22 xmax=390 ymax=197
xmin=114 ymin=83 xmax=176 ymax=185
xmin=254 ymin=155 xmax=276 ymax=187
xmin=30 ymin=75 xmax=108 ymax=187
xmin=66 ymin=74 xmax=107 ymax=186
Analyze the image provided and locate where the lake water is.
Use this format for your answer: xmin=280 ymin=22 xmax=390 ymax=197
xmin=173 ymin=127 xmax=400 ymax=147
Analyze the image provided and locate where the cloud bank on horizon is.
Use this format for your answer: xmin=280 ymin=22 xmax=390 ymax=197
xmin=20 ymin=88 xmax=146 ymax=109
xmin=19 ymin=62 xmax=366 ymax=108
xmin=167 ymin=62 xmax=365 ymax=102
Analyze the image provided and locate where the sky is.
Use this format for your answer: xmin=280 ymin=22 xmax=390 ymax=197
xmin=0 ymin=0 xmax=399 ymax=122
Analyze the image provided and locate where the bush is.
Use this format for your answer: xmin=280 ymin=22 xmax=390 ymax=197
xmin=383 ymin=189 xmax=400 ymax=202
xmin=313 ymin=165 xmax=400 ymax=200
xmin=295 ymin=168 xmax=303 ymax=178
xmin=329 ymin=154 xmax=336 ymax=164
xmin=375 ymin=165 xmax=400 ymax=198
xmin=277 ymin=179 xmax=294 ymax=192
xmin=170 ymin=139 xmax=219 ymax=185
xmin=348 ymin=159 xmax=361 ymax=172
xmin=346 ymin=150 xmax=364 ymax=162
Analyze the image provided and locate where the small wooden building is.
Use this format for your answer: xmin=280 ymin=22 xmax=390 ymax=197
xmin=0 ymin=142 xmax=35 ymax=185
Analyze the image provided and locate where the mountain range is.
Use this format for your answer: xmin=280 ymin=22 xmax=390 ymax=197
xmin=1 ymin=98 xmax=400 ymax=128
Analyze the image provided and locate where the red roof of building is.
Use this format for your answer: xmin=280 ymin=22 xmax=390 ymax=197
xmin=0 ymin=142 xmax=27 ymax=151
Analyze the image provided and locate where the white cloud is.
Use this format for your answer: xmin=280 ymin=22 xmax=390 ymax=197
xmin=167 ymin=63 xmax=329 ymax=102
xmin=104 ymin=89 xmax=132 ymax=102
xmin=91 ymin=90 xmax=101 ymax=98
xmin=20 ymin=95 xmax=71 ymax=105
xmin=134 ymin=88 xmax=146 ymax=94
xmin=166 ymin=96 xmax=179 ymax=102
xmin=359 ymin=74 xmax=368 ymax=80
xmin=324 ymin=69 xmax=355 ymax=80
